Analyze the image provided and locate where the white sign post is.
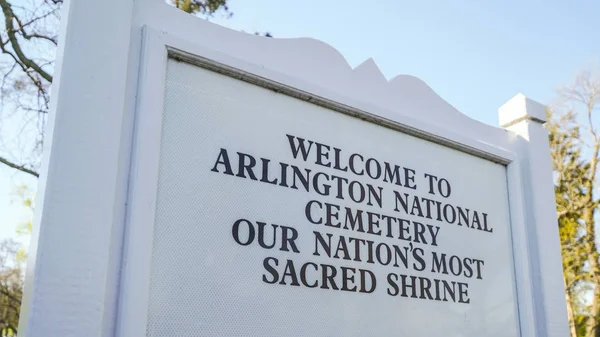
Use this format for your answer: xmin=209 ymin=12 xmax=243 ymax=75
xmin=17 ymin=0 xmax=569 ymax=336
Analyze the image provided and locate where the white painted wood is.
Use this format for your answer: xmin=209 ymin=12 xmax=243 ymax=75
xmin=499 ymin=93 xmax=547 ymax=127
xmin=500 ymin=95 xmax=570 ymax=337
xmin=116 ymin=27 xmax=168 ymax=337
xmin=18 ymin=0 xmax=567 ymax=335
xmin=160 ymin=30 xmax=514 ymax=163
xmin=17 ymin=0 xmax=137 ymax=336
xmin=506 ymin=160 xmax=537 ymax=337
xmin=115 ymin=26 xmax=538 ymax=337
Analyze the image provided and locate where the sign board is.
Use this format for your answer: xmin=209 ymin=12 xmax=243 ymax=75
xmin=145 ymin=58 xmax=516 ymax=336
xmin=17 ymin=1 xmax=569 ymax=337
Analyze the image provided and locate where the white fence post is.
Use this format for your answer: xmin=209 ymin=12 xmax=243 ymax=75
xmin=499 ymin=94 xmax=569 ymax=337
xmin=17 ymin=0 xmax=136 ymax=336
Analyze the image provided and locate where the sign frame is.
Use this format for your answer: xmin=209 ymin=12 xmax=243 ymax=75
xmin=16 ymin=0 xmax=568 ymax=336
xmin=120 ymin=27 xmax=533 ymax=336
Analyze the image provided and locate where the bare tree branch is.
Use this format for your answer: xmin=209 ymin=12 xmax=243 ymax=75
xmin=0 ymin=155 xmax=38 ymax=177
xmin=0 ymin=0 xmax=53 ymax=82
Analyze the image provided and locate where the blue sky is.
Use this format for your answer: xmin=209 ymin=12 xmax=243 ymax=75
xmin=210 ymin=0 xmax=599 ymax=125
xmin=1 ymin=0 xmax=599 ymax=244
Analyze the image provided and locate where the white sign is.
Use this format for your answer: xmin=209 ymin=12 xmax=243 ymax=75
xmin=145 ymin=59 xmax=517 ymax=337
xmin=16 ymin=1 xmax=569 ymax=336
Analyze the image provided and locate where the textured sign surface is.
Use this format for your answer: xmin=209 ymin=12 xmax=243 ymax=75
xmin=145 ymin=59 xmax=519 ymax=337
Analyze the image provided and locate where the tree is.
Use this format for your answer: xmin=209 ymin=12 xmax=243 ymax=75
xmin=547 ymin=107 xmax=592 ymax=336
xmin=0 ymin=185 xmax=33 ymax=337
xmin=0 ymin=0 xmax=59 ymax=178
xmin=558 ymin=70 xmax=600 ymax=337
xmin=546 ymin=69 xmax=600 ymax=337
xmin=0 ymin=239 xmax=25 ymax=336
xmin=0 ymin=0 xmax=248 ymax=179
xmin=170 ymin=0 xmax=230 ymax=15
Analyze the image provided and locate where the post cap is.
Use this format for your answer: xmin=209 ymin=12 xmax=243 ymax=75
xmin=498 ymin=93 xmax=547 ymax=127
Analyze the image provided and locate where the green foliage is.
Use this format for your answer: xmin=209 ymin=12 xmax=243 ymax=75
xmin=0 ymin=240 xmax=24 ymax=336
xmin=576 ymin=314 xmax=588 ymax=337
xmin=547 ymin=108 xmax=595 ymax=336
xmin=169 ymin=0 xmax=229 ymax=16
xmin=10 ymin=184 xmax=35 ymax=263
xmin=548 ymin=109 xmax=589 ymax=280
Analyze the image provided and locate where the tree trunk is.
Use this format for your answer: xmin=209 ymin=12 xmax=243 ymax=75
xmin=585 ymin=232 xmax=600 ymax=337
xmin=585 ymin=142 xmax=600 ymax=337
xmin=566 ymin=285 xmax=578 ymax=337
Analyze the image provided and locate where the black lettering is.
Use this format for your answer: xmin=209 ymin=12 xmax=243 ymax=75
xmin=411 ymin=198 xmax=424 ymax=217
xmin=260 ymin=158 xmax=278 ymax=184
xmin=419 ymin=277 xmax=433 ymax=300
xmin=393 ymin=245 xmax=409 ymax=268
xmin=236 ymin=152 xmax=258 ymax=180
xmin=424 ymin=173 xmax=438 ymax=195
xmin=334 ymin=235 xmax=351 ymax=260
xmin=366 ymin=185 xmax=383 ymax=208
xmin=280 ymin=226 xmax=300 ymax=253
xmin=344 ymin=207 xmax=365 ymax=232
xmin=383 ymin=163 xmax=402 ymax=186
xmin=314 ymin=231 xmax=332 ymax=257
xmin=313 ymin=172 xmax=331 ymax=196
xmin=472 ymin=211 xmax=482 ymax=230
xmin=412 ymin=247 xmax=426 ymax=271
xmin=458 ymin=282 xmax=470 ymax=303
xmin=413 ymin=221 xmax=427 ymax=244
xmin=449 ymin=255 xmax=462 ymax=276
xmin=348 ymin=237 xmax=366 ymax=262
xmin=232 ymin=219 xmax=254 ymax=246
xmin=280 ymin=260 xmax=300 ymax=286
xmin=331 ymin=175 xmax=349 ymax=200
xmin=315 ymin=142 xmax=331 ymax=167
xmin=349 ymin=181 xmax=365 ymax=204
xmin=393 ymin=192 xmax=409 ymax=213
xmin=262 ymin=257 xmax=279 ymax=284
xmin=400 ymin=274 xmax=418 ymax=298
xmin=387 ymin=273 xmax=399 ymax=296
xmin=359 ymin=269 xmax=376 ymax=293
xmin=443 ymin=204 xmax=456 ymax=224
xmin=375 ymin=243 xmax=392 ymax=265
xmin=367 ymin=212 xmax=382 ymax=235
xmin=404 ymin=168 xmax=417 ymax=189
xmin=320 ymin=264 xmax=339 ymax=290
xmin=279 ymin=163 xmax=289 ymax=187
xmin=438 ymin=178 xmax=451 ymax=198
xmin=340 ymin=267 xmax=357 ymax=292
xmin=442 ymin=280 xmax=456 ymax=302
xmin=291 ymin=166 xmax=311 ymax=190
xmin=349 ymin=153 xmax=364 ymax=176
xmin=366 ymin=158 xmax=382 ymax=179
xmin=465 ymin=258 xmax=477 ymax=279
xmin=305 ymin=200 xmax=323 ymax=224
xmin=431 ymin=252 xmax=448 ymax=274
xmin=428 ymin=225 xmax=440 ymax=246
xmin=300 ymin=262 xmax=319 ymax=288
xmin=333 ymin=147 xmax=348 ymax=172
xmin=257 ymin=222 xmax=277 ymax=249
xmin=286 ymin=135 xmax=314 ymax=161
xmin=211 ymin=148 xmax=234 ymax=175
xmin=398 ymin=219 xmax=411 ymax=241
xmin=458 ymin=207 xmax=470 ymax=228
xmin=474 ymin=259 xmax=485 ymax=279
xmin=482 ymin=213 xmax=493 ymax=233
xmin=325 ymin=203 xmax=341 ymax=228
